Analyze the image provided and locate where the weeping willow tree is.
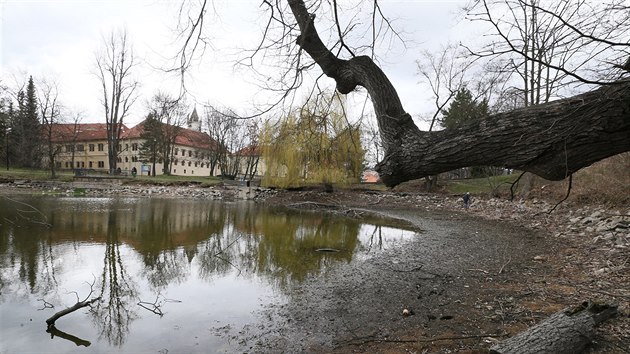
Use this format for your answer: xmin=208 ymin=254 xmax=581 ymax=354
xmin=262 ymin=94 xmax=364 ymax=188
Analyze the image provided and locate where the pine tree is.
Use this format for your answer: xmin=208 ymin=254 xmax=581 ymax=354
xmin=0 ymin=99 xmax=9 ymax=168
xmin=440 ymin=88 xmax=489 ymax=130
xmin=138 ymin=113 xmax=162 ymax=176
xmin=441 ymin=88 xmax=492 ymax=177
xmin=12 ymin=76 xmax=41 ymax=168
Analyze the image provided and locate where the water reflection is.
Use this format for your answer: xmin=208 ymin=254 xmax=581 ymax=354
xmin=0 ymin=195 xmax=415 ymax=353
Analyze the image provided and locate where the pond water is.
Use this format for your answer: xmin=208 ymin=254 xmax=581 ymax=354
xmin=0 ymin=195 xmax=415 ymax=353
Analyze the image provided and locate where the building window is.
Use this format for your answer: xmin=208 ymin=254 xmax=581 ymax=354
xmin=174 ymin=148 xmax=179 ymax=155
xmin=188 ymin=161 xmax=191 ymax=166
xmin=195 ymin=151 xmax=198 ymax=158
xmin=81 ymin=161 xmax=85 ymax=168
xmin=98 ymin=161 xmax=105 ymax=168
xmin=65 ymin=145 xmax=73 ymax=152
xmin=132 ymin=156 xmax=138 ymax=162
xmin=76 ymin=144 xmax=84 ymax=151
xmin=132 ymin=143 xmax=138 ymax=151
xmin=65 ymin=162 xmax=70 ymax=168
xmin=181 ymin=160 xmax=185 ymax=166
xmin=125 ymin=157 xmax=129 ymax=162
xmin=89 ymin=161 xmax=93 ymax=168
xmin=117 ymin=157 xmax=122 ymax=163
xmin=118 ymin=144 xmax=122 ymax=151
xmin=173 ymin=169 xmax=176 ymax=173
xmin=194 ymin=162 xmax=198 ymax=167
xmin=98 ymin=143 xmax=104 ymax=151
xmin=89 ymin=144 xmax=95 ymax=152
xmin=184 ymin=169 xmax=187 ymax=174
xmin=188 ymin=150 xmax=192 ymax=157
xmin=181 ymin=149 xmax=186 ymax=156
xmin=125 ymin=144 xmax=129 ymax=151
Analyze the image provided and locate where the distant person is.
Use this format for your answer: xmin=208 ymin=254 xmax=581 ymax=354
xmin=463 ymin=192 xmax=471 ymax=210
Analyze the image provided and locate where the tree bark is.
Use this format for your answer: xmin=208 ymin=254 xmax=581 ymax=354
xmin=490 ymin=302 xmax=617 ymax=354
xmin=287 ymin=0 xmax=630 ymax=187
xmin=377 ymin=81 xmax=630 ymax=187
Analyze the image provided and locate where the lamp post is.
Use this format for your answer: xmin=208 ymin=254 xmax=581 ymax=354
xmin=5 ymin=127 xmax=10 ymax=171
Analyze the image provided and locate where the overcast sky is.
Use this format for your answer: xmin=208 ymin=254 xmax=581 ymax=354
xmin=1 ymin=0 xmax=475 ymax=128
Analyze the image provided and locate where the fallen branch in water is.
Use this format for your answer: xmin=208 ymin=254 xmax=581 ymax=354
xmin=45 ymin=276 xmax=100 ymax=329
xmin=46 ymin=297 xmax=101 ymax=329
xmin=37 ymin=299 xmax=55 ymax=311
xmin=138 ymin=292 xmax=182 ymax=317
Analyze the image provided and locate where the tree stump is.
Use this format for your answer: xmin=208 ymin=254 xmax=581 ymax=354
xmin=490 ymin=301 xmax=617 ymax=354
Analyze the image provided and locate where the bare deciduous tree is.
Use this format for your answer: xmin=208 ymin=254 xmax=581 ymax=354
xmin=95 ymin=29 xmax=139 ymax=174
xmin=145 ymin=92 xmax=188 ymax=175
xmin=204 ymin=106 xmax=249 ymax=178
xmin=37 ymin=79 xmax=63 ymax=178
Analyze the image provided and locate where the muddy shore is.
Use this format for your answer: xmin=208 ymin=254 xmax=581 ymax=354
xmin=1 ymin=181 xmax=628 ymax=353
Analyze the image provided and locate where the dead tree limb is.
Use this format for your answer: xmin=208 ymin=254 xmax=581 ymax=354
xmin=46 ymin=297 xmax=101 ymax=329
xmin=45 ymin=276 xmax=101 ymax=329
xmin=490 ymin=301 xmax=618 ymax=354
xmin=547 ymin=174 xmax=573 ymax=214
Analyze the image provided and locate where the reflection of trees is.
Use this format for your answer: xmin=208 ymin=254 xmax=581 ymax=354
xmin=90 ymin=207 xmax=138 ymax=347
xmin=136 ymin=201 xmax=226 ymax=289
xmin=0 ymin=196 xmax=400 ymax=308
xmin=196 ymin=203 xmax=362 ymax=290
xmin=0 ymin=197 xmax=60 ymax=296
xmin=362 ymin=225 xmax=384 ymax=253
xmin=137 ymin=202 xmax=188 ymax=289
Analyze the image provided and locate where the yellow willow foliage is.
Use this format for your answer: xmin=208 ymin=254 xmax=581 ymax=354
xmin=261 ymin=97 xmax=365 ymax=188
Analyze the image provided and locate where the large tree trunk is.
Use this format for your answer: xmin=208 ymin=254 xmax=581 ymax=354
xmin=490 ymin=301 xmax=617 ymax=354
xmin=287 ymin=0 xmax=630 ymax=187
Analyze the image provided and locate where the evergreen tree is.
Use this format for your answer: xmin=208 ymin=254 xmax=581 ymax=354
xmin=0 ymin=98 xmax=10 ymax=168
xmin=440 ymin=88 xmax=489 ymax=130
xmin=441 ymin=88 xmax=493 ymax=177
xmin=12 ymin=76 xmax=41 ymax=168
xmin=138 ymin=113 xmax=162 ymax=176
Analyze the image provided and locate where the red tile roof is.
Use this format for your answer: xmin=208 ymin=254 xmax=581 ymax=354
xmin=235 ymin=145 xmax=261 ymax=156
xmin=47 ymin=120 xmax=220 ymax=151
xmin=46 ymin=123 xmax=128 ymax=142
xmin=124 ymin=120 xmax=220 ymax=150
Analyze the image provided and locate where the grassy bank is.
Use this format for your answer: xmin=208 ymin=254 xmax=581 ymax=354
xmin=0 ymin=168 xmax=223 ymax=187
